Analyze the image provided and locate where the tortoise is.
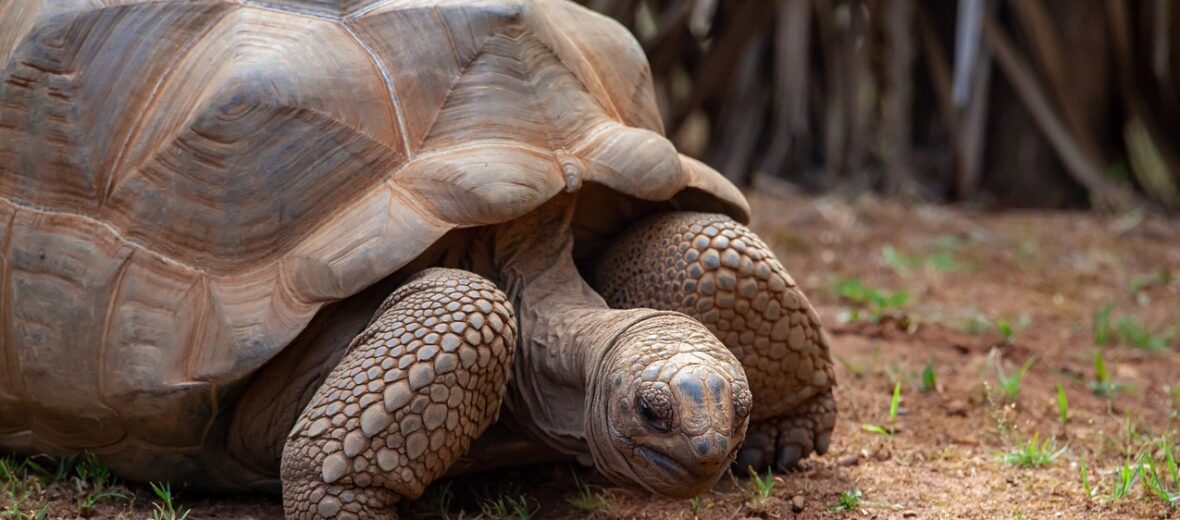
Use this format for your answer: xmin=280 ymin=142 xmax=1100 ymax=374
xmin=0 ymin=0 xmax=836 ymax=517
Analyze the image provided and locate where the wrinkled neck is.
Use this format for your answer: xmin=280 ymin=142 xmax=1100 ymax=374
xmin=492 ymin=196 xmax=656 ymax=452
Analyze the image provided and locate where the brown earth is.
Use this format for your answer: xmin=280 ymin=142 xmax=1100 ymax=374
xmin=3 ymin=191 xmax=1179 ymax=519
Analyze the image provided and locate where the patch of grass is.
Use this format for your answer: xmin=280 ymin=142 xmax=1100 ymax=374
xmin=1104 ymin=459 xmax=1142 ymax=503
xmin=828 ymin=489 xmax=863 ymax=513
xmin=1056 ymin=384 xmax=1069 ymax=424
xmin=967 ymin=312 xmax=1029 ymax=344
xmin=1130 ymin=269 xmax=1172 ymax=304
xmin=1089 ymin=349 xmax=1129 ymax=397
xmin=1141 ymin=438 xmax=1180 ymax=508
xmin=69 ymin=454 xmax=127 ymax=518
xmin=1094 ymin=303 xmax=1114 ymax=346
xmin=149 ymin=482 xmax=190 ymax=520
xmin=1 ymin=503 xmax=49 ymax=520
xmin=920 ymin=362 xmax=938 ymax=392
xmin=478 ymin=494 xmax=536 ymax=520
xmin=1002 ymin=434 xmax=1067 ymax=468
xmin=1080 ymin=457 xmax=1093 ymax=498
xmin=72 ymin=454 xmax=116 ymax=490
xmin=992 ymin=352 xmax=1036 ymax=402
xmin=996 ymin=316 xmax=1031 ymax=345
xmin=1090 ymin=438 xmax=1180 ymax=507
xmin=1094 ymin=303 xmax=1173 ymax=351
xmin=1114 ymin=314 xmax=1173 ymax=351
xmin=566 ymin=471 xmax=610 ymax=515
xmin=22 ymin=455 xmax=72 ymax=486
xmin=1 ymin=456 xmax=44 ymax=519
xmin=687 ymin=496 xmax=713 ymax=519
xmin=745 ymin=467 xmax=775 ymax=511
xmin=880 ymin=245 xmax=917 ymax=276
xmin=880 ymin=241 xmax=965 ymax=277
xmin=863 ymin=382 xmax=902 ymax=436
xmin=830 ymin=277 xmax=911 ymax=322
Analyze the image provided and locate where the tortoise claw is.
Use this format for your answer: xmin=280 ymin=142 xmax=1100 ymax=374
xmin=733 ymin=390 xmax=836 ymax=474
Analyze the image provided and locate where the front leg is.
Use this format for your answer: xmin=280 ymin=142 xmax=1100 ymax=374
xmin=281 ymin=268 xmax=516 ymax=518
xmin=593 ymin=212 xmax=836 ymax=472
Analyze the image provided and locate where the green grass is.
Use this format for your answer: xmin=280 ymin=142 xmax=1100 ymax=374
xmin=828 ymin=489 xmax=863 ymax=513
xmin=1104 ymin=459 xmax=1142 ymax=503
xmin=1143 ymin=438 xmax=1180 ymax=508
xmin=993 ymin=354 xmax=1036 ymax=402
xmin=1089 ymin=349 xmax=1128 ymax=397
xmin=1094 ymin=303 xmax=1173 ymax=351
xmin=1 ymin=456 xmax=39 ymax=520
xmin=1092 ymin=438 xmax=1180 ymax=507
xmin=880 ymin=237 xmax=970 ymax=277
xmin=746 ymin=467 xmax=775 ymax=511
xmin=149 ymin=482 xmax=190 ymax=520
xmin=965 ymin=312 xmax=1029 ymax=344
xmin=1002 ymin=434 xmax=1067 ymax=468
xmin=1080 ymin=457 xmax=1093 ymax=498
xmin=997 ymin=316 xmax=1031 ymax=345
xmin=69 ymin=454 xmax=127 ymax=517
xmin=920 ymin=362 xmax=938 ymax=392
xmin=1114 ymin=315 xmax=1173 ymax=351
xmin=566 ymin=471 xmax=610 ymax=515
xmin=1094 ymin=303 xmax=1114 ymax=346
xmin=687 ymin=496 xmax=712 ymax=518
xmin=1130 ymin=269 xmax=1172 ymax=304
xmin=830 ymin=277 xmax=911 ymax=322
xmin=863 ymin=382 xmax=902 ymax=436
xmin=1056 ymin=384 xmax=1069 ymax=424
xmin=2 ymin=453 xmax=129 ymax=519
xmin=478 ymin=494 xmax=536 ymax=520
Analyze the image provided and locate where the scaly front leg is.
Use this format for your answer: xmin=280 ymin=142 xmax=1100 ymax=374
xmin=593 ymin=212 xmax=836 ymax=472
xmin=281 ymin=268 xmax=516 ymax=519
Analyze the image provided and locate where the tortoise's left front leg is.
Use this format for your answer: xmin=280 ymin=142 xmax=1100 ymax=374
xmin=593 ymin=212 xmax=836 ymax=472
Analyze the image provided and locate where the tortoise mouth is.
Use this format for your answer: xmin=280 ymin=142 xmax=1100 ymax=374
xmin=628 ymin=443 xmax=719 ymax=498
xmin=636 ymin=445 xmax=690 ymax=476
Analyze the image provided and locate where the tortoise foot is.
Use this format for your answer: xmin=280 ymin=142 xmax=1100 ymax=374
xmin=281 ymin=268 xmax=516 ymax=519
xmin=735 ymin=389 xmax=836 ymax=473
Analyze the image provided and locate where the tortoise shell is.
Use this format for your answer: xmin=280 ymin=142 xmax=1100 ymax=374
xmin=0 ymin=0 xmax=747 ymax=465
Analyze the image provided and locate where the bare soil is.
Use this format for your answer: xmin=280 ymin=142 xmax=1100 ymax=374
xmin=4 ymin=192 xmax=1179 ymax=519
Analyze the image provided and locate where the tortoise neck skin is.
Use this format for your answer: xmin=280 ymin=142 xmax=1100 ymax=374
xmin=491 ymin=195 xmax=751 ymax=498
xmin=491 ymin=194 xmax=648 ymax=446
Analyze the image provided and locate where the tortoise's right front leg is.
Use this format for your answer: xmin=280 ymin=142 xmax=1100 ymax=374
xmin=281 ymin=268 xmax=516 ymax=519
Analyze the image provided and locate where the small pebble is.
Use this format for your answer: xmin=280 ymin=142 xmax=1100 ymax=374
xmin=790 ymin=495 xmax=805 ymax=513
xmin=838 ymin=454 xmax=861 ymax=467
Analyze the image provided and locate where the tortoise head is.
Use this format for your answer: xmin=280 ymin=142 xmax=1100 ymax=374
xmin=584 ymin=314 xmax=751 ymax=498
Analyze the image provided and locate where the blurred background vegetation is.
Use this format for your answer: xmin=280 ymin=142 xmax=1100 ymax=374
xmin=579 ymin=0 xmax=1180 ymax=212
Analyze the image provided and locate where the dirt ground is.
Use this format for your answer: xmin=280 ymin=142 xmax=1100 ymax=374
xmin=3 ymin=191 xmax=1179 ymax=519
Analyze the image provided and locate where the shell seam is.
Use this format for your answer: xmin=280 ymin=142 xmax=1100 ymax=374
xmin=100 ymin=4 xmax=239 ymax=207
xmin=340 ymin=20 xmax=414 ymax=159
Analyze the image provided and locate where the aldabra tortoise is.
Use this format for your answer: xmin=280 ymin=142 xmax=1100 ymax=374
xmin=0 ymin=0 xmax=836 ymax=517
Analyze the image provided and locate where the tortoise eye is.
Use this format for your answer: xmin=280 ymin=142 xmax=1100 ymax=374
xmin=637 ymin=382 xmax=674 ymax=432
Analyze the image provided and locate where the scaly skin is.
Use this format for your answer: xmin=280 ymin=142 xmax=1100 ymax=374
xmin=281 ymin=268 xmax=516 ymax=519
xmin=593 ymin=212 xmax=836 ymax=472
